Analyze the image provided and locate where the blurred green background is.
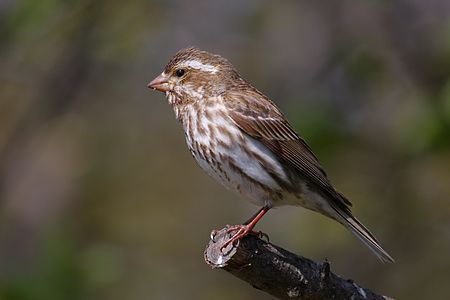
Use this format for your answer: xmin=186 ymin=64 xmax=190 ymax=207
xmin=1 ymin=1 xmax=449 ymax=299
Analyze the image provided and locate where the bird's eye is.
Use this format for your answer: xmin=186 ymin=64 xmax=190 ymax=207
xmin=175 ymin=69 xmax=185 ymax=77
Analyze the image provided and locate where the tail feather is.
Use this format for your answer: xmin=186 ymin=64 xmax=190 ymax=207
xmin=332 ymin=207 xmax=395 ymax=263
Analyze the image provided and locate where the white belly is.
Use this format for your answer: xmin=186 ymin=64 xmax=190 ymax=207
xmin=183 ymin=106 xmax=289 ymax=207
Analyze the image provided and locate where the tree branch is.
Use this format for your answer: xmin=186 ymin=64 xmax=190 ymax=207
xmin=204 ymin=227 xmax=393 ymax=300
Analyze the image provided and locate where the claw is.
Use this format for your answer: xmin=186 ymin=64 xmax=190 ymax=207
xmin=210 ymin=229 xmax=218 ymax=240
xmin=220 ymin=224 xmax=256 ymax=252
xmin=219 ymin=206 xmax=271 ymax=253
xmin=256 ymin=231 xmax=270 ymax=242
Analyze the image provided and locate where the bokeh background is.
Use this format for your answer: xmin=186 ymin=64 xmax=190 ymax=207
xmin=1 ymin=1 xmax=450 ymax=299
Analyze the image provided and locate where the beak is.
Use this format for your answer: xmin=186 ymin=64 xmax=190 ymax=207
xmin=147 ymin=73 xmax=170 ymax=92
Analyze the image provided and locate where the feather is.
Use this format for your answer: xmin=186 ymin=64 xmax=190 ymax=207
xmin=225 ymin=90 xmax=352 ymax=211
xmin=225 ymin=89 xmax=394 ymax=263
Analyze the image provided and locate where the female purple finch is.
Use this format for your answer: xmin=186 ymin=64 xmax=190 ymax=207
xmin=148 ymin=47 xmax=394 ymax=263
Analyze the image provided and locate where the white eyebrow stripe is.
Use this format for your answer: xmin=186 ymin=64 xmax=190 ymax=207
xmin=182 ymin=60 xmax=219 ymax=73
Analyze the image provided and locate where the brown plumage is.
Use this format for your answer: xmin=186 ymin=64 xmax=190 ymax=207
xmin=148 ymin=47 xmax=394 ymax=263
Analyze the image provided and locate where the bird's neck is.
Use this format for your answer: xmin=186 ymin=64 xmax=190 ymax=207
xmin=171 ymin=95 xmax=224 ymax=134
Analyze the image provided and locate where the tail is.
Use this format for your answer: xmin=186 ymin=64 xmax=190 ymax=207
xmin=333 ymin=207 xmax=395 ymax=263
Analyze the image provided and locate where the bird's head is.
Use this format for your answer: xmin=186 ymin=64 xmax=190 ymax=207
xmin=148 ymin=47 xmax=244 ymax=102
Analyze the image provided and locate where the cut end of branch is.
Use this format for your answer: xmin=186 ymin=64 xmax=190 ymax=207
xmin=204 ymin=226 xmax=393 ymax=300
xmin=204 ymin=227 xmax=238 ymax=268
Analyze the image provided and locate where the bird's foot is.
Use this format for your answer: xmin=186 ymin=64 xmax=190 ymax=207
xmin=225 ymin=224 xmax=269 ymax=241
xmin=219 ymin=224 xmax=259 ymax=253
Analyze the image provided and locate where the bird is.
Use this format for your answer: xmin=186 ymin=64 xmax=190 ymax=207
xmin=147 ymin=47 xmax=394 ymax=263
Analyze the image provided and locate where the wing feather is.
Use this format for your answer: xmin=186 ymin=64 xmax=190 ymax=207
xmin=225 ymin=90 xmax=352 ymax=211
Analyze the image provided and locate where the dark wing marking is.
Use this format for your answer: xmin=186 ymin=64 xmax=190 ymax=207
xmin=225 ymin=90 xmax=352 ymax=211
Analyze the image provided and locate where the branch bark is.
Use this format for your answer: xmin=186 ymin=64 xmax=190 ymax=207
xmin=204 ymin=227 xmax=393 ymax=300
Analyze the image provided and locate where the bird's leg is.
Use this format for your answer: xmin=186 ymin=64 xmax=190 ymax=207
xmin=221 ymin=206 xmax=271 ymax=251
xmin=242 ymin=206 xmax=270 ymax=225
